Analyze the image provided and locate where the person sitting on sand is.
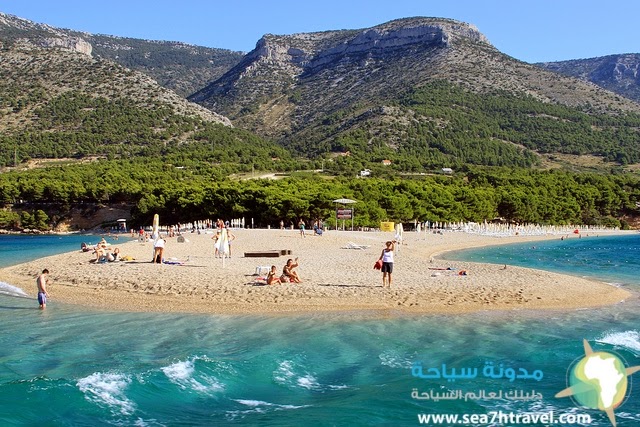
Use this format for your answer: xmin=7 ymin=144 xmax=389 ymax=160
xmin=108 ymin=247 xmax=120 ymax=262
xmin=281 ymin=258 xmax=301 ymax=283
xmin=266 ymin=265 xmax=281 ymax=285
xmin=92 ymin=241 xmax=109 ymax=262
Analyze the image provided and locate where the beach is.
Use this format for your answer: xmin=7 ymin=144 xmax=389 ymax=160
xmin=0 ymin=229 xmax=632 ymax=314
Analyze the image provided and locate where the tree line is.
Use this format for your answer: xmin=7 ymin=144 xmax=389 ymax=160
xmin=1 ymin=161 xmax=638 ymax=230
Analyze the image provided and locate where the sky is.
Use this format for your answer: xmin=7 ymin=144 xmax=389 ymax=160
xmin=0 ymin=0 xmax=638 ymax=63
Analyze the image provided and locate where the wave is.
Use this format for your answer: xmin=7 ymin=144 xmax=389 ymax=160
xmin=226 ymin=399 xmax=309 ymax=420
xmin=160 ymin=357 xmax=224 ymax=394
xmin=234 ymin=399 xmax=308 ymax=410
xmin=273 ymin=360 xmax=348 ymax=391
xmin=378 ymin=350 xmax=415 ymax=369
xmin=76 ymin=372 xmax=135 ymax=416
xmin=596 ymin=330 xmax=640 ymax=354
xmin=0 ymin=281 xmax=29 ymax=298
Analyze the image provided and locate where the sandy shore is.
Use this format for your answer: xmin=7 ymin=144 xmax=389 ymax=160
xmin=0 ymin=229 xmax=633 ymax=315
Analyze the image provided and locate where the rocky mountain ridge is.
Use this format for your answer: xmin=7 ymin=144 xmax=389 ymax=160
xmin=0 ymin=12 xmax=244 ymax=97
xmin=538 ymin=54 xmax=640 ymax=103
xmin=0 ymin=12 xmax=93 ymax=55
xmin=189 ymin=17 xmax=640 ymax=150
xmin=0 ymin=12 xmax=232 ymax=128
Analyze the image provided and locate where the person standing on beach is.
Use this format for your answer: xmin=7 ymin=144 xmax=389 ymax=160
xmin=36 ymin=269 xmax=49 ymax=309
xmin=299 ymin=219 xmax=306 ymax=238
xmin=227 ymin=230 xmax=236 ymax=257
xmin=378 ymin=240 xmax=396 ymax=288
xmin=212 ymin=230 xmax=221 ymax=258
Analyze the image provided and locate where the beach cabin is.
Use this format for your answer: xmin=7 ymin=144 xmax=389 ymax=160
xmin=117 ymin=219 xmax=127 ymax=233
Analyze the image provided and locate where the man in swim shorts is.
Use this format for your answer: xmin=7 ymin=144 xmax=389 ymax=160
xmin=36 ymin=269 xmax=49 ymax=309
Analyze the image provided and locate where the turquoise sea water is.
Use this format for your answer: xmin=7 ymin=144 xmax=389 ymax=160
xmin=0 ymin=234 xmax=639 ymax=426
xmin=0 ymin=234 xmax=107 ymax=269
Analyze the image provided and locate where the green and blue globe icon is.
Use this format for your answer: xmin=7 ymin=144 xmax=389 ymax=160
xmin=556 ymin=339 xmax=640 ymax=427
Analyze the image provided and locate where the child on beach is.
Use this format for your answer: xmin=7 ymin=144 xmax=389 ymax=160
xmin=212 ymin=231 xmax=221 ymax=257
xmin=266 ymin=265 xmax=281 ymax=285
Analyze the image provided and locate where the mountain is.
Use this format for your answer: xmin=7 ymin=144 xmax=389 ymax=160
xmin=537 ymin=54 xmax=640 ymax=103
xmin=0 ymin=12 xmax=263 ymax=166
xmin=2 ymin=12 xmax=640 ymax=171
xmin=0 ymin=12 xmax=244 ymax=97
xmin=85 ymin=36 xmax=243 ymax=98
xmin=188 ymin=17 xmax=640 ymax=168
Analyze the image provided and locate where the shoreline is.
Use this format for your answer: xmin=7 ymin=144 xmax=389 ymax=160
xmin=0 ymin=229 xmax=633 ymax=315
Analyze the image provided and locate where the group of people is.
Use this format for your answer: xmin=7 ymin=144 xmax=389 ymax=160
xmin=87 ymin=238 xmax=120 ymax=263
xmin=299 ymin=219 xmax=324 ymax=237
xmin=212 ymin=227 xmax=236 ymax=258
xmin=265 ymin=258 xmax=301 ymax=285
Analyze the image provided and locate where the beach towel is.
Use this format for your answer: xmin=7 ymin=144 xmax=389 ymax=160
xmin=373 ymin=259 xmax=383 ymax=270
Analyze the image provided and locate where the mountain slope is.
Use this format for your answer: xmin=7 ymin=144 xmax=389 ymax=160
xmin=2 ymin=12 xmax=640 ymax=171
xmin=0 ymin=13 xmax=296 ymax=168
xmin=190 ymin=17 xmax=640 ymax=142
xmin=0 ymin=12 xmax=244 ymax=97
xmin=537 ymin=54 xmax=640 ymax=103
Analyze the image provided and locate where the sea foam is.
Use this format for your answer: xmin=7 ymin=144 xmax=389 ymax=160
xmin=273 ymin=360 xmax=347 ymax=391
xmin=597 ymin=330 xmax=640 ymax=354
xmin=0 ymin=281 xmax=29 ymax=298
xmin=76 ymin=372 xmax=135 ymax=416
xmin=161 ymin=358 xmax=224 ymax=394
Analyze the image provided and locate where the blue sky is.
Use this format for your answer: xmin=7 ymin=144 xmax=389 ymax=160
xmin=0 ymin=0 xmax=638 ymax=63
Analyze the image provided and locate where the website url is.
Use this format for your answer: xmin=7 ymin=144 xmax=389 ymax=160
xmin=418 ymin=410 xmax=592 ymax=425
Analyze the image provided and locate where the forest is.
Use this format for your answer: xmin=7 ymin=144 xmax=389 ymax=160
xmin=1 ymin=160 xmax=638 ymax=231
xmin=286 ymin=81 xmax=640 ymax=170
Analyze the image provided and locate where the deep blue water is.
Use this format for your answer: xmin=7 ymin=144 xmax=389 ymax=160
xmin=0 ymin=234 xmax=639 ymax=426
xmin=0 ymin=233 xmax=113 ymax=268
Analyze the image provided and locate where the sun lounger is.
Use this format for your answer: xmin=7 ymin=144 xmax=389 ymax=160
xmin=343 ymin=242 xmax=371 ymax=250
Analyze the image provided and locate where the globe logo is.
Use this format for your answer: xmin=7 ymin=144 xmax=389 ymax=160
xmin=556 ymin=339 xmax=640 ymax=427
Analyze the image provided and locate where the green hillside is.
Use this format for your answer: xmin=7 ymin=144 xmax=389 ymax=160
xmin=289 ymin=82 xmax=640 ymax=172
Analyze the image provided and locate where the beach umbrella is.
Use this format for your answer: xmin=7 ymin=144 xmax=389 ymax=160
xmin=395 ymin=223 xmax=403 ymax=254
xmin=152 ymin=214 xmax=159 ymax=239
